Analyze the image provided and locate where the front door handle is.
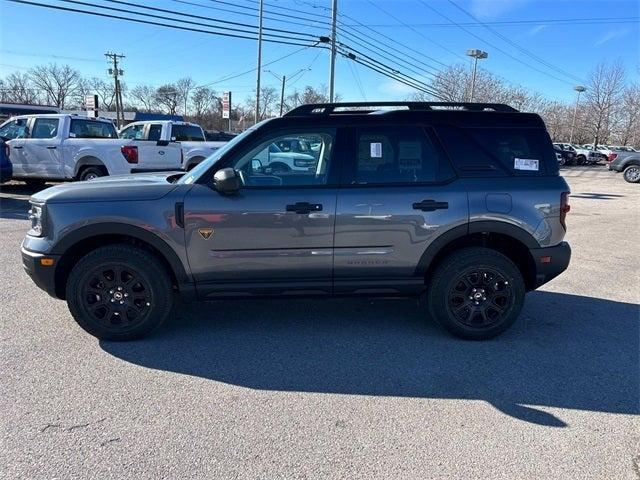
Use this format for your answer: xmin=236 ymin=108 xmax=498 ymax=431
xmin=12 ymin=146 xmax=23 ymax=149
xmin=412 ymin=199 xmax=449 ymax=211
xmin=46 ymin=146 xmax=57 ymax=149
xmin=286 ymin=202 xmax=323 ymax=214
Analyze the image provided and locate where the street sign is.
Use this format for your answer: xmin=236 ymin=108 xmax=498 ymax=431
xmin=222 ymin=91 xmax=231 ymax=119
xmin=85 ymin=94 xmax=99 ymax=118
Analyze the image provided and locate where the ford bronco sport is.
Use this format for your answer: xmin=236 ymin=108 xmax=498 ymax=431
xmin=21 ymin=102 xmax=571 ymax=341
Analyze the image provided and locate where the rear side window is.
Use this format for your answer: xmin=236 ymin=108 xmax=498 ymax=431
xmin=436 ymin=126 xmax=557 ymax=176
xmin=120 ymin=124 xmax=145 ymax=140
xmin=350 ymin=126 xmax=454 ymax=185
xmin=172 ymin=124 xmax=204 ymax=141
xmin=31 ymin=118 xmax=59 ymax=139
xmin=69 ymin=119 xmax=117 ymax=139
xmin=148 ymin=124 xmax=162 ymax=141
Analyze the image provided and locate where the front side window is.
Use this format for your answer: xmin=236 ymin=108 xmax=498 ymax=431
xmin=69 ymin=119 xmax=117 ymax=139
xmin=31 ymin=118 xmax=59 ymax=139
xmin=0 ymin=118 xmax=29 ymax=139
xmin=234 ymin=131 xmax=334 ymax=187
xmin=119 ymin=124 xmax=145 ymax=140
xmin=172 ymin=124 xmax=205 ymax=141
xmin=352 ymin=126 xmax=453 ymax=184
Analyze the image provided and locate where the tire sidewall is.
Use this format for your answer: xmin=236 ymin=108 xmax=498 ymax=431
xmin=428 ymin=248 xmax=525 ymax=340
xmin=79 ymin=166 xmax=105 ymax=181
xmin=623 ymin=166 xmax=640 ymax=183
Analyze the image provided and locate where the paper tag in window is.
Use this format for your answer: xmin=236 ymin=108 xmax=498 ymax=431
xmin=514 ymin=158 xmax=539 ymax=171
xmin=370 ymin=142 xmax=382 ymax=158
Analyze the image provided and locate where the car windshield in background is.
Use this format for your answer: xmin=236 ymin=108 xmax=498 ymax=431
xmin=70 ymin=119 xmax=118 ymax=139
xmin=0 ymin=118 xmax=29 ymax=139
xmin=173 ymin=124 xmax=205 ymax=141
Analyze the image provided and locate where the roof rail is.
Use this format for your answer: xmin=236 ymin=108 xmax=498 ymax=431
xmin=284 ymin=101 xmax=518 ymax=116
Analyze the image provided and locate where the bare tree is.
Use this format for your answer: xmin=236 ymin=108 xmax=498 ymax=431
xmin=86 ymin=77 xmax=118 ymax=111
xmin=1 ymin=72 xmax=40 ymax=104
xmin=129 ymin=84 xmax=157 ymax=112
xmin=175 ymin=77 xmax=195 ymax=116
xmin=28 ymin=64 xmax=82 ymax=108
xmin=191 ymin=86 xmax=218 ymax=118
xmin=615 ymin=83 xmax=640 ymax=145
xmin=155 ymin=84 xmax=179 ymax=115
xmin=584 ymin=61 xmax=626 ymax=146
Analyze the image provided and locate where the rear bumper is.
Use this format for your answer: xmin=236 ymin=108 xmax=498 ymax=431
xmin=530 ymin=242 xmax=571 ymax=289
xmin=22 ymin=247 xmax=61 ymax=298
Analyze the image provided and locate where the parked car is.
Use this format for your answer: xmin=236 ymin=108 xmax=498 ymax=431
xmin=608 ymin=150 xmax=640 ymax=182
xmin=553 ymin=144 xmax=575 ymax=166
xmin=120 ymin=121 xmax=226 ymax=171
xmin=21 ymin=101 xmax=571 ymax=341
xmin=253 ymin=140 xmax=319 ymax=173
xmin=205 ymin=130 xmax=237 ymax=142
xmin=572 ymin=144 xmax=606 ymax=165
xmin=0 ymin=138 xmax=11 ymax=183
xmin=0 ymin=114 xmax=182 ymax=185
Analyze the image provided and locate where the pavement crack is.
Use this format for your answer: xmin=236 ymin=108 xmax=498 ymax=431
xmin=39 ymin=423 xmax=61 ymax=433
xmin=66 ymin=423 xmax=90 ymax=432
xmin=100 ymin=437 xmax=121 ymax=447
xmin=633 ymin=455 xmax=640 ymax=479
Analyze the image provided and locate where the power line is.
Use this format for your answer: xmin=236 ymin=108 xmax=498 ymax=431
xmin=417 ymin=0 xmax=579 ymax=86
xmin=8 ymin=0 xmax=320 ymax=48
xmin=170 ymin=0 xmax=329 ymax=31
xmin=447 ymin=0 xmax=586 ymax=84
xmin=340 ymin=17 xmax=640 ymax=27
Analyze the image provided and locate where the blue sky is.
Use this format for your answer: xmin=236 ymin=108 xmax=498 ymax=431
xmin=1 ymin=0 xmax=638 ymax=104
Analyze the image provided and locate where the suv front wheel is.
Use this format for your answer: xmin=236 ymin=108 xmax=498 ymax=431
xmin=66 ymin=245 xmax=174 ymax=340
xmin=427 ymin=247 xmax=525 ymax=340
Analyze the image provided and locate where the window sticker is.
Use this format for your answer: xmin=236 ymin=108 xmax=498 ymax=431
xmin=370 ymin=142 xmax=382 ymax=158
xmin=398 ymin=141 xmax=422 ymax=170
xmin=514 ymin=158 xmax=539 ymax=171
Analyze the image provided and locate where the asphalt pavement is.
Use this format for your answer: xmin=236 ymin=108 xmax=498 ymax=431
xmin=1 ymin=167 xmax=638 ymax=479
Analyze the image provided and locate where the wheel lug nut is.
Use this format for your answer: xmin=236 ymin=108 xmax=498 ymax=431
xmin=110 ymin=299 xmax=114 ymax=303
xmin=120 ymin=301 xmax=124 ymax=305
xmin=117 ymin=287 xmax=122 ymax=291
xmin=124 ymin=293 xmax=129 ymax=297
xmin=146 ymin=302 xmax=150 ymax=306
xmin=109 ymin=289 xmax=114 ymax=294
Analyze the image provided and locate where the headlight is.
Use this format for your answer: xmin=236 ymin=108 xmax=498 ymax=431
xmin=28 ymin=203 xmax=45 ymax=236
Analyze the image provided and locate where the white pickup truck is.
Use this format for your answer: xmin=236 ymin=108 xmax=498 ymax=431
xmin=119 ymin=120 xmax=226 ymax=170
xmin=0 ymin=114 xmax=182 ymax=184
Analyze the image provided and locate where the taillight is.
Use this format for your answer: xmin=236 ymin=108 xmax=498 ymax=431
xmin=121 ymin=145 xmax=138 ymax=164
xmin=560 ymin=191 xmax=570 ymax=230
xmin=608 ymin=153 xmax=617 ymax=162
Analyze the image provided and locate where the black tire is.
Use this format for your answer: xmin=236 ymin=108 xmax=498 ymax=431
xmin=558 ymin=157 xmax=566 ymax=166
xmin=427 ymin=247 xmax=525 ymax=340
xmin=24 ymin=179 xmax=47 ymax=189
xmin=623 ymin=165 xmax=640 ymax=183
xmin=66 ymin=244 xmax=174 ymax=341
xmin=576 ymin=155 xmax=586 ymax=165
xmin=78 ymin=166 xmax=106 ymax=181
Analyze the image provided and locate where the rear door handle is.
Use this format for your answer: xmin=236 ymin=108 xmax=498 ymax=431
xmin=412 ymin=199 xmax=449 ymax=211
xmin=12 ymin=146 xmax=22 ymax=149
xmin=46 ymin=146 xmax=57 ymax=149
xmin=286 ymin=202 xmax=323 ymax=214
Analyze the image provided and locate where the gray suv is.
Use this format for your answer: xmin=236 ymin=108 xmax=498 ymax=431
xmin=22 ymin=102 xmax=571 ymax=341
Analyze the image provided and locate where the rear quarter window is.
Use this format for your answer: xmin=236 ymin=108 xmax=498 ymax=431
xmin=436 ymin=126 xmax=558 ymax=177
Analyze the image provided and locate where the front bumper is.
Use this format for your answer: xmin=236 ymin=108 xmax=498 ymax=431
xmin=529 ymin=242 xmax=571 ymax=289
xmin=21 ymin=247 xmax=61 ymax=298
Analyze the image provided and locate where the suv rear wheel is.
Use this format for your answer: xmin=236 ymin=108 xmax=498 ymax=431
xmin=66 ymin=245 xmax=174 ymax=340
xmin=427 ymin=247 xmax=525 ymax=340
xmin=78 ymin=166 xmax=106 ymax=181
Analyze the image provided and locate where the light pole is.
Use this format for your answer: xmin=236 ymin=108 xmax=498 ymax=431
xmin=466 ymin=49 xmax=488 ymax=102
xmin=329 ymin=0 xmax=337 ymax=102
xmin=569 ymin=85 xmax=586 ymax=144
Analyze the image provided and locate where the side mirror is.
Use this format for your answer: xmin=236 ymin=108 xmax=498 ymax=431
xmin=251 ymin=159 xmax=262 ymax=172
xmin=213 ymin=167 xmax=240 ymax=195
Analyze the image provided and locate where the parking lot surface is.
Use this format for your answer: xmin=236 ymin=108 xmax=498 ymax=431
xmin=1 ymin=167 xmax=638 ymax=479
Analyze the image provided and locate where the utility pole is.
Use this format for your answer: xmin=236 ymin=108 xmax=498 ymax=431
xmin=105 ymin=52 xmax=125 ymax=128
xmin=466 ymin=49 xmax=488 ymax=102
xmin=329 ymin=0 xmax=337 ymax=102
xmin=569 ymin=85 xmax=586 ymax=144
xmin=265 ymin=69 xmax=308 ymax=116
xmin=255 ymin=0 xmax=264 ymax=124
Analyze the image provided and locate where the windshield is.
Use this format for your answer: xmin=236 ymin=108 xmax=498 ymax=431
xmin=178 ymin=120 xmax=271 ymax=185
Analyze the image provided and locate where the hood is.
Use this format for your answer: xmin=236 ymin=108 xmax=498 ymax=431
xmin=31 ymin=171 xmax=185 ymax=204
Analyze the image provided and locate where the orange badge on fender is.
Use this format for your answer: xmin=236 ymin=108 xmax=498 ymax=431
xmin=198 ymin=228 xmax=214 ymax=240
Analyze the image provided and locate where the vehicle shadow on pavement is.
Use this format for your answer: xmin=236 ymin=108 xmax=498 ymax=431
xmin=101 ymin=291 xmax=639 ymax=427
